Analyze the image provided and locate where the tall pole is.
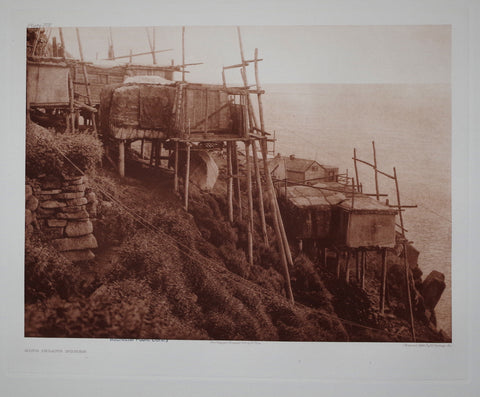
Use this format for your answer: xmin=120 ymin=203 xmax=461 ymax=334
xmin=404 ymin=242 xmax=416 ymax=342
xmin=75 ymin=27 xmax=97 ymax=134
xmin=58 ymin=27 xmax=66 ymax=59
xmin=380 ymin=248 xmax=387 ymax=314
xmin=152 ymin=27 xmax=156 ymax=64
xmin=394 ymin=167 xmax=405 ymax=237
xmin=245 ymin=140 xmax=254 ymax=270
xmin=182 ymin=26 xmax=186 ymax=83
xmin=353 ymin=148 xmax=360 ymax=191
xmin=372 ymin=141 xmax=379 ymax=200
xmin=252 ymin=139 xmax=269 ymax=246
xmin=227 ymin=142 xmax=234 ymax=223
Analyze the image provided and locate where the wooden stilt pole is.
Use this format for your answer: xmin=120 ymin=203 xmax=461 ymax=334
xmin=75 ymin=28 xmax=97 ymax=135
xmin=118 ymin=140 xmax=125 ymax=178
xmin=140 ymin=139 xmax=145 ymax=159
xmin=372 ymin=141 xmax=379 ymax=200
xmin=380 ymin=248 xmax=387 ymax=314
xmin=361 ymin=250 xmax=366 ymax=289
xmin=354 ymin=148 xmax=360 ymax=191
xmin=182 ymin=27 xmax=186 ymax=83
xmin=149 ymin=141 xmax=154 ymax=166
xmin=356 ymin=249 xmax=360 ymax=282
xmin=174 ymin=141 xmax=179 ymax=192
xmin=58 ymin=28 xmax=66 ymax=59
xmin=251 ymin=139 xmax=268 ymax=245
xmin=184 ymin=143 xmax=191 ymax=211
xmin=275 ymin=197 xmax=294 ymax=268
xmin=394 ymin=167 xmax=406 ymax=238
xmin=336 ymin=250 xmax=341 ymax=279
xmin=403 ymin=242 xmax=416 ymax=341
xmin=232 ymin=142 xmax=243 ymax=219
xmin=227 ymin=142 xmax=234 ymax=223
xmin=345 ymin=250 xmax=351 ymax=283
xmin=68 ymin=74 xmax=75 ymax=133
xmin=245 ymin=140 xmax=254 ymax=269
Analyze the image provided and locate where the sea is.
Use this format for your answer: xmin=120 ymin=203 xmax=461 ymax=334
xmin=261 ymin=83 xmax=452 ymax=336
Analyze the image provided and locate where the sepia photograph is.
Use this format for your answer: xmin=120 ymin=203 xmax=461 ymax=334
xmin=23 ymin=24 xmax=452 ymax=343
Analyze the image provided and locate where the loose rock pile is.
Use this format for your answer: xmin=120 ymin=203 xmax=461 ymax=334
xmin=26 ymin=174 xmax=99 ymax=262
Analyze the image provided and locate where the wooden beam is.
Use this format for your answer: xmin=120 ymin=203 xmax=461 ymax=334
xmin=223 ymin=58 xmax=263 ymax=70
xmin=227 ymin=142 xmax=234 ymax=223
xmin=252 ymin=139 xmax=269 ymax=246
xmin=184 ymin=143 xmax=191 ymax=211
xmin=245 ymin=140 xmax=254 ymax=270
xmin=353 ymin=157 xmax=395 ymax=180
xmin=118 ymin=140 xmax=125 ymax=178
xmin=380 ymin=248 xmax=387 ymax=314
xmin=403 ymin=242 xmax=416 ymax=342
xmin=104 ymin=48 xmax=172 ymax=61
xmin=182 ymin=27 xmax=186 ymax=83
xmin=174 ymin=141 xmax=179 ymax=193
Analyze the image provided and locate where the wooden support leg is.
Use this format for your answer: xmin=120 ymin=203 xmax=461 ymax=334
xmin=345 ymin=250 xmax=351 ymax=283
xmin=140 ymin=139 xmax=145 ymax=159
xmin=174 ymin=141 xmax=179 ymax=193
xmin=156 ymin=141 xmax=161 ymax=167
xmin=232 ymin=141 xmax=242 ymax=220
xmin=298 ymin=239 xmax=303 ymax=252
xmin=118 ymin=140 xmax=125 ymax=178
xmin=227 ymin=142 xmax=234 ymax=223
xmin=361 ymin=250 xmax=366 ymax=289
xmin=336 ymin=250 xmax=341 ymax=279
xmin=259 ymin=138 xmax=293 ymax=303
xmin=150 ymin=141 xmax=154 ymax=166
xmin=403 ymin=243 xmax=416 ymax=342
xmin=274 ymin=198 xmax=294 ymax=268
xmin=245 ymin=141 xmax=254 ymax=270
xmin=184 ymin=143 xmax=191 ymax=211
xmin=380 ymin=248 xmax=387 ymax=314
xmin=356 ymin=250 xmax=360 ymax=282
xmin=251 ymin=140 xmax=268 ymax=246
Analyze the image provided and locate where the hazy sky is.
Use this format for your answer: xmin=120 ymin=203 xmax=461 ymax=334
xmin=59 ymin=25 xmax=451 ymax=85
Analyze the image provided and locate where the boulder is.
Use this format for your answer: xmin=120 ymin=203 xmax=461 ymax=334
xmin=85 ymin=191 xmax=97 ymax=203
xmin=25 ymin=209 xmax=32 ymax=226
xmin=40 ymin=200 xmax=66 ymax=209
xmin=86 ymin=202 xmax=98 ymax=218
xmin=25 ymin=185 xmax=33 ymax=198
xmin=67 ymin=197 xmax=88 ymax=207
xmin=62 ymin=176 xmax=84 ymax=185
xmin=421 ymin=270 xmax=446 ymax=311
xmin=42 ymin=227 xmax=65 ymax=239
xmin=39 ymin=189 xmax=62 ymax=195
xmin=65 ymin=220 xmax=93 ymax=237
xmin=56 ymin=191 xmax=85 ymax=200
xmin=52 ymin=234 xmax=98 ymax=252
xmin=26 ymin=195 xmax=39 ymax=211
xmin=57 ymin=209 xmax=89 ymax=220
xmin=25 ymin=224 xmax=34 ymax=235
xmin=59 ymin=205 xmax=87 ymax=213
xmin=189 ymin=151 xmax=219 ymax=190
xmin=36 ymin=207 xmax=57 ymax=218
xmin=40 ymin=176 xmax=62 ymax=190
xmin=47 ymin=219 xmax=68 ymax=227
xmin=61 ymin=249 xmax=95 ymax=262
xmin=63 ymin=184 xmax=86 ymax=193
